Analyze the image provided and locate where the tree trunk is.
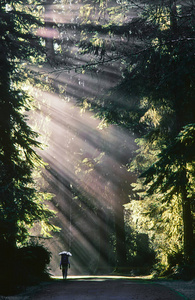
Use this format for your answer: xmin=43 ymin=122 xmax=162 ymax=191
xmin=114 ymin=200 xmax=127 ymax=272
xmin=170 ymin=0 xmax=177 ymax=32
xmin=96 ymin=207 xmax=111 ymax=273
xmin=181 ymin=167 xmax=194 ymax=263
xmin=44 ymin=0 xmax=55 ymax=63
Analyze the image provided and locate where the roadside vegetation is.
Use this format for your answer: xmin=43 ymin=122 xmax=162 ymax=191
xmin=0 ymin=1 xmax=194 ymax=295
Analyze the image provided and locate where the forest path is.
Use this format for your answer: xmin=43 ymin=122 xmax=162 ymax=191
xmin=11 ymin=276 xmax=190 ymax=300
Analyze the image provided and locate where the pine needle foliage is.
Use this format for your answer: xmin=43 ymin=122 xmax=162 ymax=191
xmin=0 ymin=1 xmax=58 ymax=248
xmin=140 ymin=124 xmax=195 ymax=263
xmin=75 ymin=0 xmax=195 ymax=273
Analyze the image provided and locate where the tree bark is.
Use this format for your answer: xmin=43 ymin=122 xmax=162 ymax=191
xmin=170 ymin=0 xmax=177 ymax=32
xmin=114 ymin=200 xmax=127 ymax=271
xmin=181 ymin=167 xmax=194 ymax=263
xmin=44 ymin=0 xmax=55 ymax=63
xmin=96 ymin=207 xmax=112 ymax=273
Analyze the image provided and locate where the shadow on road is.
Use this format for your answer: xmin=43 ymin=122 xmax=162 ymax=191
xmin=16 ymin=276 xmax=189 ymax=300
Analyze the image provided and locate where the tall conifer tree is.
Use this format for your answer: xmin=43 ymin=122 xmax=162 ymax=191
xmin=0 ymin=1 xmax=56 ymax=247
xmin=75 ymin=0 xmax=195 ymax=271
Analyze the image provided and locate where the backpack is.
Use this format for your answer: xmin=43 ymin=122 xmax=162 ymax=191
xmin=61 ymin=254 xmax=68 ymax=265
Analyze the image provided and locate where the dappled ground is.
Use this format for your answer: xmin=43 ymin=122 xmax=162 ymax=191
xmin=3 ymin=276 xmax=195 ymax=300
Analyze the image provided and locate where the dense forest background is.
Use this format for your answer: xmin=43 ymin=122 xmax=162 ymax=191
xmin=0 ymin=0 xmax=195 ymax=292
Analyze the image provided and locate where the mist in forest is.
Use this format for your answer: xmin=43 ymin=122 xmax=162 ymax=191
xmin=29 ymin=0 xmax=140 ymax=276
xmin=32 ymin=72 xmax=137 ymax=275
xmin=1 ymin=0 xmax=194 ymax=291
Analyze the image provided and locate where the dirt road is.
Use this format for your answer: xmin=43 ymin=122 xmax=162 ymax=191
xmin=20 ymin=277 xmax=187 ymax=300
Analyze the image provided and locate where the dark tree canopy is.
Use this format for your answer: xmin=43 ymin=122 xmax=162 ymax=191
xmin=0 ymin=1 xmax=57 ymax=247
xmin=1 ymin=0 xmax=194 ymax=280
xmin=73 ymin=0 xmax=195 ymax=273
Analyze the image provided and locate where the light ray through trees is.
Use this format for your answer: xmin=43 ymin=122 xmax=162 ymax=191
xmin=26 ymin=0 xmax=139 ymax=276
xmin=31 ymin=86 xmax=137 ymax=275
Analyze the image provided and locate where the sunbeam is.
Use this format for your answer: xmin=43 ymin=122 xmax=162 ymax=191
xmin=1 ymin=0 xmax=194 ymax=294
xmin=26 ymin=0 xmax=139 ymax=277
xmin=30 ymin=86 xmax=137 ymax=276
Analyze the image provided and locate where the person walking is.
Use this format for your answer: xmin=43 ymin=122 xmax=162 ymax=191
xmin=59 ymin=251 xmax=71 ymax=279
